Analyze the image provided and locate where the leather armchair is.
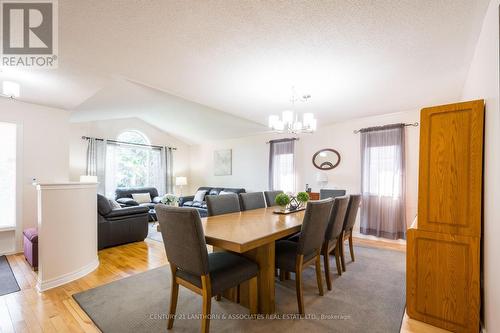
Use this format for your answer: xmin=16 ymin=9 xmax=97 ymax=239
xmin=97 ymin=194 xmax=149 ymax=250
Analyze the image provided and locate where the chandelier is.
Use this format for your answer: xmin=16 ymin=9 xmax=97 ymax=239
xmin=268 ymin=88 xmax=317 ymax=134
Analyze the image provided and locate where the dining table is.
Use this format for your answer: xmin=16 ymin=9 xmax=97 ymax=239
xmin=201 ymin=207 xmax=306 ymax=314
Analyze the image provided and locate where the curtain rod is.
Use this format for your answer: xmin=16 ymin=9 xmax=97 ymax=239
xmin=266 ymin=137 xmax=300 ymax=144
xmin=81 ymin=136 xmax=177 ymax=150
xmin=353 ymin=122 xmax=419 ymax=134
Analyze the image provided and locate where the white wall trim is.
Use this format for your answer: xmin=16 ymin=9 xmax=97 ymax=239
xmin=36 ymin=258 xmax=99 ymax=292
xmin=1 ymin=249 xmax=23 ymax=256
xmin=36 ymin=182 xmax=98 ymax=191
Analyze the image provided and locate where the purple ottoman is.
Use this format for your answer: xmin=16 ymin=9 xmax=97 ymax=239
xmin=23 ymin=228 xmax=38 ymax=270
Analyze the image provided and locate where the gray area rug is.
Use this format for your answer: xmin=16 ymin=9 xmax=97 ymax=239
xmin=73 ymin=246 xmax=405 ymax=333
xmin=0 ymin=255 xmax=20 ymax=296
xmin=147 ymin=222 xmax=163 ymax=242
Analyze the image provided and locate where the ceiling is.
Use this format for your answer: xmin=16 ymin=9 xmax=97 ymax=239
xmin=0 ymin=0 xmax=490 ymax=143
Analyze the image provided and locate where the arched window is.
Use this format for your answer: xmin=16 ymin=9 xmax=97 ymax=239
xmin=117 ymin=130 xmax=150 ymax=145
xmin=106 ymin=130 xmax=162 ymax=197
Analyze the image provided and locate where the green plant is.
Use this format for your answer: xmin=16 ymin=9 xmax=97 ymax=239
xmin=275 ymin=193 xmax=290 ymax=207
xmin=161 ymin=193 xmax=178 ymax=206
xmin=296 ymin=191 xmax=310 ymax=203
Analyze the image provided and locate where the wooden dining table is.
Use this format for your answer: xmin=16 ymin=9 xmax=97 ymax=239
xmin=201 ymin=207 xmax=305 ymax=314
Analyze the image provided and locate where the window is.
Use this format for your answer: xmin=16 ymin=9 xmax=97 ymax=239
xmin=0 ymin=122 xmax=16 ymax=228
xmin=105 ymin=131 xmax=162 ymax=197
xmin=363 ymin=145 xmax=402 ymax=198
xmin=269 ymin=139 xmax=295 ymax=193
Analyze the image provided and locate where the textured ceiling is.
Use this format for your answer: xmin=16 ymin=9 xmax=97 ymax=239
xmin=0 ymin=0 xmax=490 ymax=142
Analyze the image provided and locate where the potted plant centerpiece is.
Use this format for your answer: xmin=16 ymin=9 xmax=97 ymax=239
xmin=296 ymin=191 xmax=310 ymax=208
xmin=161 ymin=193 xmax=178 ymax=206
xmin=275 ymin=193 xmax=291 ymax=212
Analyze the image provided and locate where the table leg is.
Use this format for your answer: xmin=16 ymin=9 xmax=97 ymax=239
xmin=242 ymin=241 xmax=276 ymax=314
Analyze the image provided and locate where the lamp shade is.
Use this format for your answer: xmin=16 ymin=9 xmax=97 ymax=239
xmin=316 ymin=172 xmax=328 ymax=183
xmin=176 ymin=176 xmax=187 ymax=186
xmin=2 ymin=81 xmax=20 ymax=98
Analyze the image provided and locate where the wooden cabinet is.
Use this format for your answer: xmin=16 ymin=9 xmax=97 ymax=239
xmin=308 ymin=192 xmax=320 ymax=200
xmin=407 ymin=100 xmax=484 ymax=333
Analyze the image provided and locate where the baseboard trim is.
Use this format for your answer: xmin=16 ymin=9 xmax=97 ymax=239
xmin=0 ymin=249 xmax=23 ymax=256
xmin=36 ymin=258 xmax=99 ymax=292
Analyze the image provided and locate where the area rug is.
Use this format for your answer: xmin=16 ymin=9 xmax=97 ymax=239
xmin=74 ymin=246 xmax=405 ymax=332
xmin=147 ymin=222 xmax=163 ymax=242
xmin=0 ymin=255 xmax=20 ymax=296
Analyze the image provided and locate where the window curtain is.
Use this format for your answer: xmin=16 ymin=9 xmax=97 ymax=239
xmin=86 ymin=138 xmax=107 ymax=195
xmin=268 ymin=138 xmax=295 ymax=193
xmin=360 ymin=124 xmax=406 ymax=240
xmin=160 ymin=146 xmax=174 ymax=194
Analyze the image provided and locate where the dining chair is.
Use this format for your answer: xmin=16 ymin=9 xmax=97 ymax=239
xmin=321 ymin=196 xmax=349 ymax=289
xmin=339 ymin=194 xmax=362 ymax=272
xmin=240 ymin=192 xmax=266 ymax=211
xmin=275 ymin=198 xmax=334 ymax=314
xmin=156 ymin=205 xmax=259 ymax=333
xmin=263 ymin=190 xmax=283 ymax=207
xmin=319 ymin=189 xmax=347 ymax=200
xmin=206 ymin=193 xmax=241 ymax=216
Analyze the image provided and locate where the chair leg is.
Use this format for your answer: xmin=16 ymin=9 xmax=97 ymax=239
xmin=295 ymin=255 xmax=304 ymax=315
xmin=237 ymin=284 xmax=241 ymax=303
xmin=279 ymin=269 xmax=286 ymax=281
xmin=248 ymin=276 xmax=258 ymax=315
xmin=349 ymin=232 xmax=355 ymax=262
xmin=323 ymin=245 xmax=332 ymax=291
xmin=285 ymin=271 xmax=291 ymax=280
xmin=335 ymin=241 xmax=342 ymax=276
xmin=201 ymin=275 xmax=212 ymax=333
xmin=340 ymin=232 xmax=347 ymax=272
xmin=168 ymin=265 xmax=179 ymax=330
xmin=315 ymin=252 xmax=324 ymax=296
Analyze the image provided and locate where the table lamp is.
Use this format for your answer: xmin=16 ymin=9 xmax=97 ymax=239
xmin=176 ymin=176 xmax=187 ymax=196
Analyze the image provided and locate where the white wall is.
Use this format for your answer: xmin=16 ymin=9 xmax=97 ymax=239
xmin=189 ymin=110 xmax=420 ymax=231
xmin=69 ymin=117 xmax=191 ymax=194
xmin=461 ymin=0 xmax=500 ymax=331
xmin=0 ymin=99 xmax=70 ymax=254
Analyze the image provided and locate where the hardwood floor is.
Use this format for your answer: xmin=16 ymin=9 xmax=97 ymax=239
xmin=1 ymin=237 xmax=448 ymax=333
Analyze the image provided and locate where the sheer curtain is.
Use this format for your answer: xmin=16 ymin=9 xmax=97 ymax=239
xmin=160 ymin=146 xmax=174 ymax=195
xmin=86 ymin=138 xmax=107 ymax=195
xmin=360 ymin=124 xmax=406 ymax=240
xmin=268 ymin=138 xmax=295 ymax=193
xmin=103 ymin=143 xmax=166 ymax=198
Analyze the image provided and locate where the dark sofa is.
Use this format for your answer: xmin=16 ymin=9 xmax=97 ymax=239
xmin=97 ymin=194 xmax=150 ymax=250
xmin=115 ymin=187 xmax=162 ymax=221
xmin=115 ymin=187 xmax=162 ymax=209
xmin=179 ymin=187 xmax=246 ymax=217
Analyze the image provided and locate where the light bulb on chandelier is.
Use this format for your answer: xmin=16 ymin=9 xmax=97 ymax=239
xmin=268 ymin=89 xmax=316 ymax=134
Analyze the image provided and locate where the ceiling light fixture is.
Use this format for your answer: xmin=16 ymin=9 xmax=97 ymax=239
xmin=2 ymin=81 xmax=20 ymax=98
xmin=268 ymin=87 xmax=316 ymax=134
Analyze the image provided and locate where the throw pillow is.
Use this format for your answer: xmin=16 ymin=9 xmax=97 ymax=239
xmin=193 ymin=190 xmax=207 ymax=202
xmin=132 ymin=193 xmax=152 ymax=204
xmin=108 ymin=199 xmax=121 ymax=209
xmin=219 ymin=190 xmax=234 ymax=195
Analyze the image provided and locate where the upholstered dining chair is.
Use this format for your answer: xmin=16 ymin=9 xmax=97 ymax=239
xmin=156 ymin=205 xmax=259 ymax=333
xmin=240 ymin=192 xmax=266 ymax=211
xmin=319 ymin=189 xmax=347 ymax=200
xmin=263 ymin=190 xmax=283 ymax=207
xmin=275 ymin=198 xmax=334 ymax=314
xmin=321 ymin=196 xmax=349 ymax=289
xmin=339 ymin=194 xmax=362 ymax=272
xmin=206 ymin=193 xmax=241 ymax=216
